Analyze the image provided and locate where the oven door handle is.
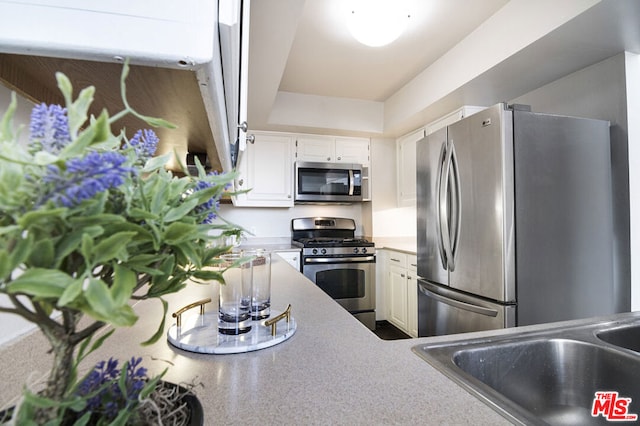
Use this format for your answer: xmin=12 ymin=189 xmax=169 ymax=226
xmin=304 ymin=256 xmax=376 ymax=264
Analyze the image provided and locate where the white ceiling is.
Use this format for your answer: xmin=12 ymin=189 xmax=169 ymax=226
xmin=247 ymin=0 xmax=640 ymax=138
xmin=279 ymin=0 xmax=509 ymax=102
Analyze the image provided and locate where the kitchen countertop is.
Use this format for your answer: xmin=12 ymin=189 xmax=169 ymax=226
xmin=372 ymin=237 xmax=417 ymax=254
xmin=0 ymin=254 xmax=510 ymax=425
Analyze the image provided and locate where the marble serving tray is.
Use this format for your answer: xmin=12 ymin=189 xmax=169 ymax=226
xmin=167 ymin=309 xmax=297 ymax=354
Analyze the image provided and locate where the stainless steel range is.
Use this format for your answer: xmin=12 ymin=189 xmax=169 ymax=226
xmin=291 ymin=217 xmax=376 ymax=330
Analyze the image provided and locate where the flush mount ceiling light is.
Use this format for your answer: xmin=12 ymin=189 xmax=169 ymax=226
xmin=347 ymin=0 xmax=411 ymax=47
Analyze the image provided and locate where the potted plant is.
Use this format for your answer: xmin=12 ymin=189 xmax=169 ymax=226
xmin=0 ymin=61 xmax=242 ymax=424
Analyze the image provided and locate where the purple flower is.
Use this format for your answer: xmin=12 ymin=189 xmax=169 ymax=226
xmin=75 ymin=357 xmax=150 ymax=422
xmin=129 ymin=129 xmax=158 ymax=161
xmin=29 ymin=103 xmax=71 ymax=153
xmin=193 ymin=179 xmax=219 ymax=224
xmin=41 ymin=151 xmax=131 ymax=207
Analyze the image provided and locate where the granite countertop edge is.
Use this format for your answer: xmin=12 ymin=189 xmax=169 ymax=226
xmin=0 ymin=256 xmax=510 ymax=424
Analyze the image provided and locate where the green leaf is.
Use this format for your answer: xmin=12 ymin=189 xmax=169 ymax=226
xmin=0 ymin=250 xmax=10 ymax=279
xmin=57 ymin=278 xmax=83 ymax=307
xmin=68 ymin=85 xmax=95 ymax=137
xmin=174 ymin=242 xmax=201 ymax=268
xmin=55 ymin=226 xmax=104 ymax=265
xmin=59 ymin=122 xmax=97 ymax=158
xmin=6 ymin=268 xmax=73 ymax=298
xmin=163 ymin=198 xmax=199 ymax=223
xmin=27 ymin=238 xmax=55 ymax=268
xmin=87 ymin=109 xmax=111 ymax=144
xmin=76 ymin=329 xmax=114 ymax=365
xmin=56 ymin=72 xmax=74 ymax=107
xmin=69 ymin=213 xmax=125 ymax=227
xmin=80 ymin=233 xmax=94 ymax=264
xmin=33 ymin=150 xmax=60 ymax=165
xmin=92 ymin=231 xmax=136 ymax=264
xmin=138 ymin=115 xmax=177 ymax=129
xmin=142 ymin=152 xmax=172 ymax=173
xmin=17 ymin=208 xmax=67 ymax=228
xmin=8 ymin=232 xmax=34 ymax=268
xmin=163 ymin=222 xmax=198 ymax=244
xmin=141 ymin=299 xmax=168 ymax=345
xmin=128 ymin=207 xmax=159 ymax=222
xmin=0 ymin=91 xmax=17 ymax=142
xmin=111 ymin=264 xmax=136 ymax=306
xmin=138 ymin=369 xmax=167 ymax=399
xmin=84 ymin=278 xmax=138 ymax=326
xmin=191 ymin=269 xmax=224 ymax=282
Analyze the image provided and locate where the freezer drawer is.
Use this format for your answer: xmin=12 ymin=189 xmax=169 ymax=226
xmin=417 ymin=280 xmax=515 ymax=337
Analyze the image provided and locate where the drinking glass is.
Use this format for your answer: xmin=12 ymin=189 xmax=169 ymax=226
xmin=243 ymin=249 xmax=272 ymax=320
xmin=218 ymin=253 xmax=253 ymax=335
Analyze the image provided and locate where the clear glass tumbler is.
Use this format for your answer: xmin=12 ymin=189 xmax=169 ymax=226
xmin=243 ymin=249 xmax=272 ymax=320
xmin=218 ymin=253 xmax=253 ymax=335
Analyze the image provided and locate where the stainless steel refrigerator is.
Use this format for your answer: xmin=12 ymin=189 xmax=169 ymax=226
xmin=417 ymin=103 xmax=620 ymax=337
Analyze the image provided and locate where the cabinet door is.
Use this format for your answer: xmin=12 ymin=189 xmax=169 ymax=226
xmin=397 ymin=129 xmax=424 ymax=206
xmin=407 ymin=255 xmax=419 ymax=338
xmin=277 ymin=251 xmax=300 ymax=271
xmin=335 ymin=137 xmax=370 ymax=165
xmin=388 ymin=265 xmax=408 ymax=331
xmin=296 ymin=135 xmax=334 ymax=162
xmin=234 ymin=132 xmax=294 ymax=207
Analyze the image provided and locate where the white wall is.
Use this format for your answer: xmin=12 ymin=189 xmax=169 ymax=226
xmin=368 ymin=136 xmax=418 ymax=237
xmin=511 ymin=52 xmax=633 ymax=312
xmin=0 ymin=83 xmax=40 ymax=345
xmin=625 ymin=52 xmax=640 ymax=310
xmin=218 ymin=203 xmax=367 ymax=238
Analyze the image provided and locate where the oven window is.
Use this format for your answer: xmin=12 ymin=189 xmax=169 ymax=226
xmin=315 ymin=269 xmax=365 ymax=299
xmin=298 ymin=169 xmax=350 ymax=195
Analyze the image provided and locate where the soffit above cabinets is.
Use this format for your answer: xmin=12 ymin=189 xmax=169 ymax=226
xmin=0 ymin=54 xmax=222 ymax=173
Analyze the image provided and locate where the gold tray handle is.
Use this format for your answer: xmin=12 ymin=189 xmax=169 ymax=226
xmin=264 ymin=304 xmax=292 ymax=336
xmin=172 ymin=298 xmax=212 ymax=327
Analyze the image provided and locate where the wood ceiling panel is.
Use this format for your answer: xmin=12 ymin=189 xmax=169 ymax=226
xmin=0 ymin=53 xmax=222 ymax=172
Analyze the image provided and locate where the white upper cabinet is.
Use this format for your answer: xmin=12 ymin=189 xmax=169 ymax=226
xmin=335 ymin=137 xmax=370 ymax=165
xmin=296 ymin=135 xmax=370 ymax=165
xmin=234 ymin=132 xmax=294 ymax=207
xmin=396 ymin=128 xmax=425 ymax=207
xmin=426 ymin=105 xmax=486 ymax=135
xmin=295 ymin=135 xmax=334 ymax=162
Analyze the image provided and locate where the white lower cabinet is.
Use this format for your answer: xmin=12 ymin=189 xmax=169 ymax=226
xmin=382 ymin=250 xmax=418 ymax=337
xmin=276 ymin=250 xmax=300 ymax=271
xmin=406 ymin=255 xmax=419 ymax=338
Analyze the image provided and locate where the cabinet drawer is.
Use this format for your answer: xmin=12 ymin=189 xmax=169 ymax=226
xmin=407 ymin=254 xmax=417 ymax=272
xmin=387 ymin=252 xmax=407 ymax=268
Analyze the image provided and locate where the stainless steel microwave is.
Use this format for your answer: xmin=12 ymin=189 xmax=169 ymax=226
xmin=294 ymin=161 xmax=363 ymax=203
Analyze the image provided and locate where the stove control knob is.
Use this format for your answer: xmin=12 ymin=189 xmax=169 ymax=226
xmin=312 ymin=248 xmax=318 ymax=255
xmin=353 ymin=247 xmax=360 ymax=254
xmin=362 ymin=248 xmax=368 ymax=254
xmin=321 ymin=248 xmax=327 ymax=255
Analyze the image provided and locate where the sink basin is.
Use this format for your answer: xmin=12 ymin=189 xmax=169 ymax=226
xmin=413 ymin=314 xmax=640 ymax=425
xmin=597 ymin=324 xmax=640 ymax=353
xmin=453 ymin=338 xmax=640 ymax=425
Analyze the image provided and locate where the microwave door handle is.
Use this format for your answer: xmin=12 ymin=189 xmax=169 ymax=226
xmin=435 ymin=141 xmax=448 ymax=270
xmin=348 ymin=169 xmax=354 ymax=195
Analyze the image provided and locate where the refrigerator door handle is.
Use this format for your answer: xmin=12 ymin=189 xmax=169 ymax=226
xmin=435 ymin=141 xmax=448 ymax=270
xmin=440 ymin=140 xmax=456 ymax=271
xmin=449 ymin=140 xmax=462 ymax=267
xmin=418 ymin=283 xmax=499 ymax=318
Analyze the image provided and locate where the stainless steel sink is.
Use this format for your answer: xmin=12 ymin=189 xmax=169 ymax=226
xmin=596 ymin=323 xmax=640 ymax=353
xmin=413 ymin=313 xmax=640 ymax=425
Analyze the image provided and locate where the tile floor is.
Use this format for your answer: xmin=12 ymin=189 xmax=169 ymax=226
xmin=373 ymin=320 xmax=412 ymax=340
